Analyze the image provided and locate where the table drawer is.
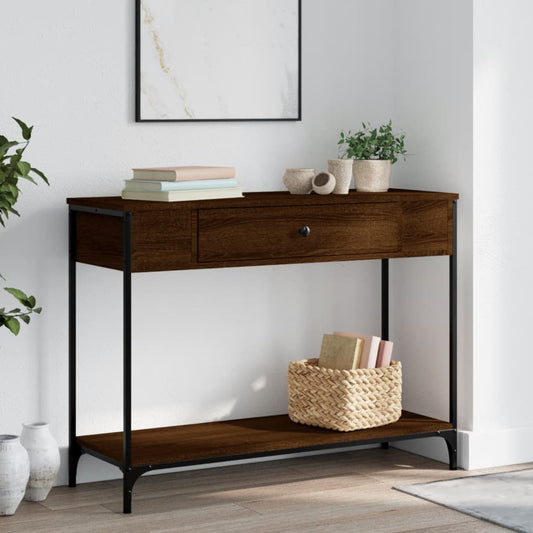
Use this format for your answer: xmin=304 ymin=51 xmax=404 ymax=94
xmin=197 ymin=203 xmax=401 ymax=263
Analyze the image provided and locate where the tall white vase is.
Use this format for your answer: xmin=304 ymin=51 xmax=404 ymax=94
xmin=20 ymin=423 xmax=60 ymax=502
xmin=0 ymin=435 xmax=29 ymax=516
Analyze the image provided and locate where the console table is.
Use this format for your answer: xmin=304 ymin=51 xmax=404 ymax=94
xmin=67 ymin=189 xmax=458 ymax=513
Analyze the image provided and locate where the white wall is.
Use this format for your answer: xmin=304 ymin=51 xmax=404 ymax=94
xmin=466 ymin=0 xmax=533 ymax=469
xmin=0 ymin=0 xmax=399 ymax=483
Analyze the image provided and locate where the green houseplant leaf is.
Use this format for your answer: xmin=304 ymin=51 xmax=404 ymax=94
xmin=0 ymin=117 xmax=49 ymax=335
xmin=6 ymin=317 xmax=21 ymax=335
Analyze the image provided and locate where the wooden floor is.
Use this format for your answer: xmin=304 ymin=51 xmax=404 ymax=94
xmin=3 ymin=448 xmax=520 ymax=532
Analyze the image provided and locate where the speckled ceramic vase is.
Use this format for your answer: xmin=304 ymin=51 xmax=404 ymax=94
xmin=312 ymin=172 xmax=336 ymax=195
xmin=282 ymin=168 xmax=315 ymax=194
xmin=20 ymin=423 xmax=60 ymax=502
xmin=328 ymin=159 xmax=353 ymax=194
xmin=352 ymin=160 xmax=391 ymax=192
xmin=0 ymin=435 xmax=29 ymax=516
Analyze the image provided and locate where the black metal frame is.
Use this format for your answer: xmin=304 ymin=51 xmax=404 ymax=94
xmin=134 ymin=0 xmax=302 ymax=123
xmin=68 ymin=205 xmax=138 ymax=512
xmin=68 ymin=199 xmax=458 ymax=513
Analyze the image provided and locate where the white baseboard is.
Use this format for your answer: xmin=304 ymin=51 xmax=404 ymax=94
xmin=393 ymin=428 xmax=533 ymax=471
xmin=458 ymin=427 xmax=533 ymax=470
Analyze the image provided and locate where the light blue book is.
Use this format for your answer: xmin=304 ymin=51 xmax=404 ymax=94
xmin=124 ymin=178 xmax=238 ymax=191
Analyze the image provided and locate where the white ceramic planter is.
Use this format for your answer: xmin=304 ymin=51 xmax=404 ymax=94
xmin=328 ymin=159 xmax=353 ymax=194
xmin=312 ymin=172 xmax=336 ymax=195
xmin=20 ymin=423 xmax=60 ymax=502
xmin=352 ymin=160 xmax=392 ymax=192
xmin=282 ymin=168 xmax=315 ymax=194
xmin=0 ymin=435 xmax=29 ymax=516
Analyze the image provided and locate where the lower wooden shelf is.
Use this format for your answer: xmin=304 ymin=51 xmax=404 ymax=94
xmin=77 ymin=411 xmax=453 ymax=469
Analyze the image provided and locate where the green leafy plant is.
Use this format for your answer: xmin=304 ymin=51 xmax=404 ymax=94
xmin=338 ymin=120 xmax=407 ymax=163
xmin=0 ymin=279 xmax=42 ymax=335
xmin=0 ymin=117 xmax=48 ymax=335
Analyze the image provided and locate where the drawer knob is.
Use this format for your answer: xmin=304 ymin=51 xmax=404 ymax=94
xmin=298 ymin=225 xmax=310 ymax=237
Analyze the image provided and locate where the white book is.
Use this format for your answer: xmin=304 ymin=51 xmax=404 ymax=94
xmin=121 ymin=186 xmax=244 ymax=202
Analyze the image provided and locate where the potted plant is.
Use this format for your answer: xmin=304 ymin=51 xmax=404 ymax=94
xmin=0 ymin=117 xmax=49 ymax=516
xmin=338 ymin=120 xmax=406 ymax=192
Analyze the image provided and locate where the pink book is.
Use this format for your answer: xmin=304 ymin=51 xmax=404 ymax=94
xmin=376 ymin=340 xmax=394 ymax=367
xmin=132 ymin=166 xmax=236 ymax=182
xmin=333 ymin=332 xmax=381 ymax=369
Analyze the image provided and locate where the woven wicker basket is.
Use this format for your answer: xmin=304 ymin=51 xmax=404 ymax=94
xmin=288 ymin=358 xmax=402 ymax=432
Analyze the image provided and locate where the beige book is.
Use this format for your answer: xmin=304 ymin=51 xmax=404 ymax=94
xmin=318 ymin=334 xmax=364 ymax=370
xmin=334 ymin=331 xmax=381 ymax=369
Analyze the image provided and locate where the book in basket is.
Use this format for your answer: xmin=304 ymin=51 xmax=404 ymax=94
xmin=318 ymin=334 xmax=363 ymax=370
xmin=333 ymin=331 xmax=381 ymax=369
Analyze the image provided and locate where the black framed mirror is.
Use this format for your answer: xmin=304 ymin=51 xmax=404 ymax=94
xmin=135 ymin=0 xmax=301 ymax=122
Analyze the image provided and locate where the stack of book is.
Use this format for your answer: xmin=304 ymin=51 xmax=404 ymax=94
xmin=318 ymin=331 xmax=394 ymax=371
xmin=121 ymin=166 xmax=244 ymax=202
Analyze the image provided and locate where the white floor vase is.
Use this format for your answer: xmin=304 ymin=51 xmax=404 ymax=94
xmin=20 ymin=423 xmax=60 ymax=502
xmin=0 ymin=435 xmax=30 ymax=516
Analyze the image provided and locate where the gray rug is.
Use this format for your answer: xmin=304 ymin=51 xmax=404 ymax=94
xmin=395 ymin=468 xmax=533 ymax=532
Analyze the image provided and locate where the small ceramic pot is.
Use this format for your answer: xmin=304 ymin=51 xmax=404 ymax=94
xmin=353 ymin=160 xmax=391 ymax=192
xmin=282 ymin=168 xmax=315 ymax=194
xmin=312 ymin=172 xmax=336 ymax=195
xmin=328 ymin=159 xmax=353 ymax=194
